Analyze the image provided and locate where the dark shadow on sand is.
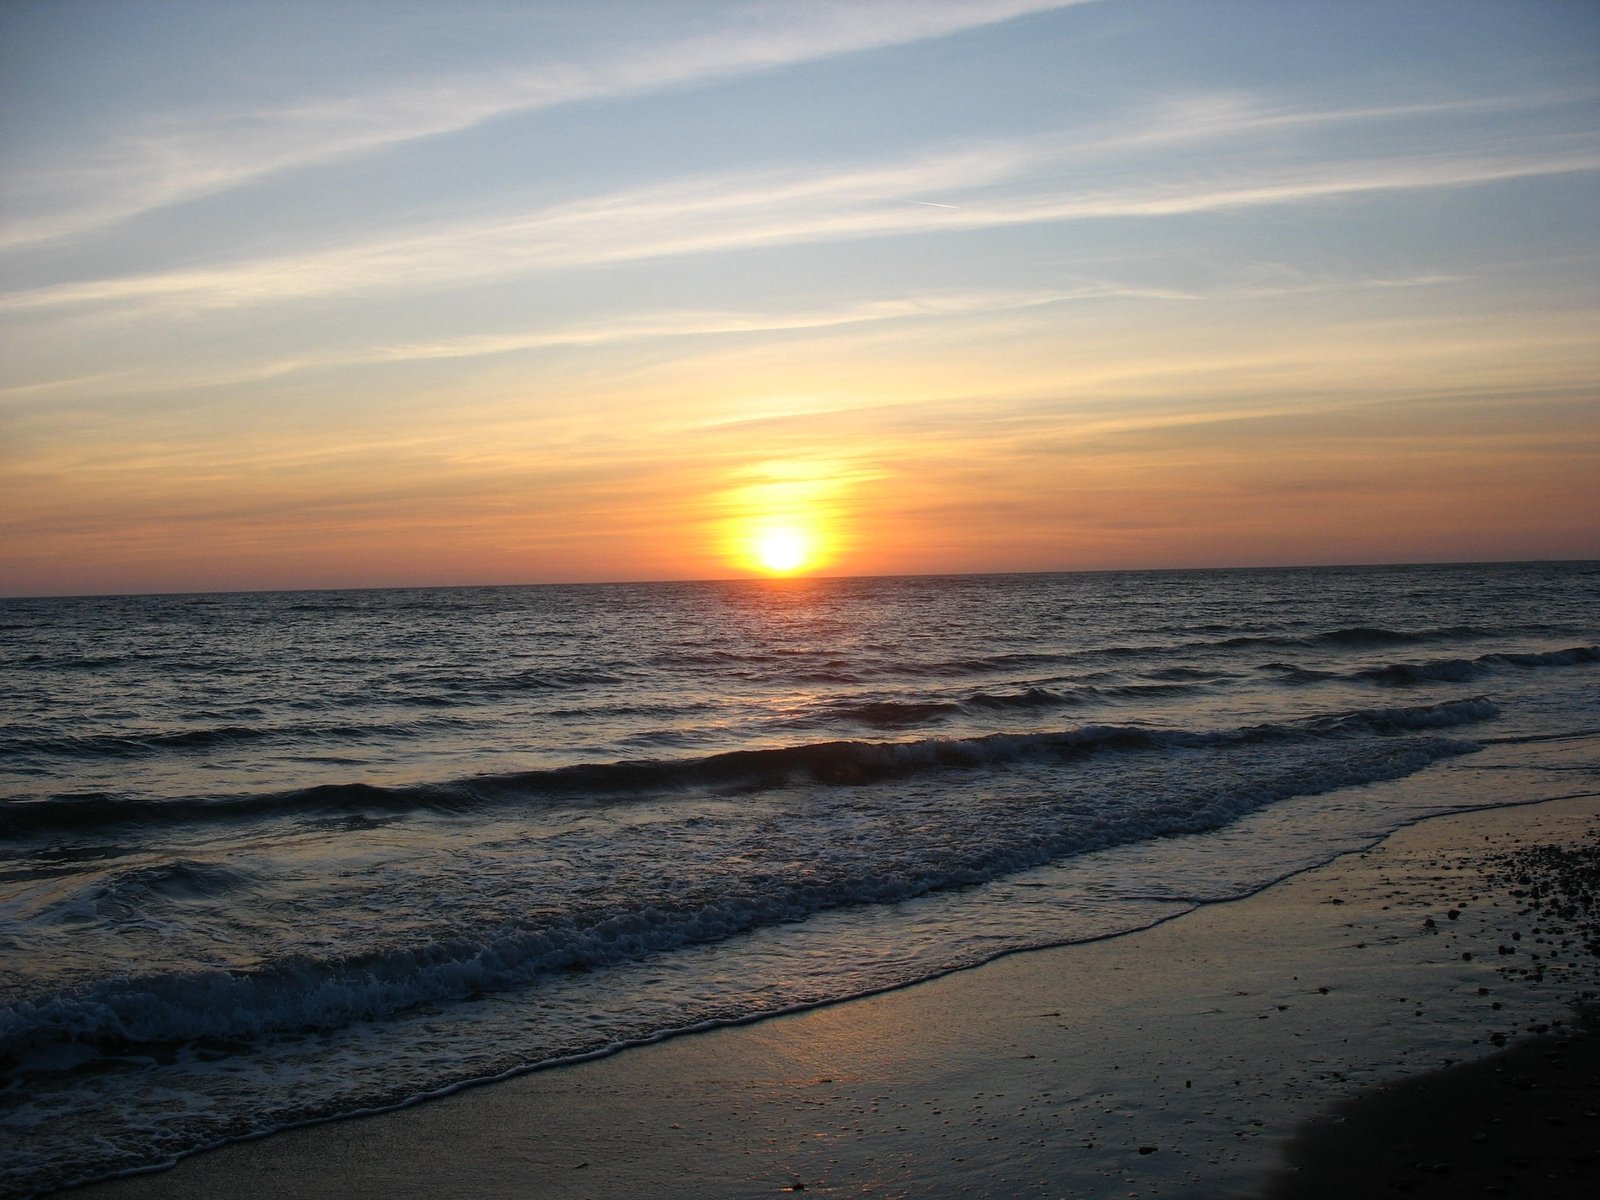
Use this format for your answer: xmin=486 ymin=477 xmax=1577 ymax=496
xmin=1264 ymin=1006 xmax=1600 ymax=1198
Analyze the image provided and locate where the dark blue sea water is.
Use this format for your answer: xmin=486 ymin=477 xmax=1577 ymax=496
xmin=2 ymin=563 xmax=1597 ymax=1194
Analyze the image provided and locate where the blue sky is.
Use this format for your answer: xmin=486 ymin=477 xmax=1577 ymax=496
xmin=1 ymin=1 xmax=1596 ymax=594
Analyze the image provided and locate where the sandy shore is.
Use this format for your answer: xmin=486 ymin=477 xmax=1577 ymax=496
xmin=74 ymin=793 xmax=1599 ymax=1200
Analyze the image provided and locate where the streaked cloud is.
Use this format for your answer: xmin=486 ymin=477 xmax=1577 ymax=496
xmin=0 ymin=271 xmax=1481 ymax=403
xmin=0 ymin=0 xmax=1086 ymax=252
xmin=4 ymin=89 xmax=1591 ymax=319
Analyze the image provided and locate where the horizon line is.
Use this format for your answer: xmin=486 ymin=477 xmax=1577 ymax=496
xmin=3 ymin=555 xmax=1594 ymax=603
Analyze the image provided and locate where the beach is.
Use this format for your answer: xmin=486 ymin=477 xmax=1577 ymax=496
xmin=74 ymin=791 xmax=1599 ymax=1199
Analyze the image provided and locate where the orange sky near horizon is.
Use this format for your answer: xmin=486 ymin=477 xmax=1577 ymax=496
xmin=1 ymin=1 xmax=1597 ymax=596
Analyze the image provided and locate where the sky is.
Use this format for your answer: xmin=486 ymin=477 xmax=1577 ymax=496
xmin=1 ymin=0 xmax=1597 ymax=596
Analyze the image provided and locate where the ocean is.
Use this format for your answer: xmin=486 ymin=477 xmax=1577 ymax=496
xmin=2 ymin=562 xmax=1597 ymax=1195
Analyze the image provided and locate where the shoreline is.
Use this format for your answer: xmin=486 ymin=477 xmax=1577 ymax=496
xmin=67 ymin=789 xmax=1600 ymax=1199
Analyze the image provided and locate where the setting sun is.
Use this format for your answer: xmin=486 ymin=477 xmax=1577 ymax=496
xmin=752 ymin=526 xmax=814 ymax=575
xmin=720 ymin=460 xmax=846 ymax=578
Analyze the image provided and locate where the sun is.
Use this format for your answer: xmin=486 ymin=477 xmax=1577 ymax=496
xmin=720 ymin=461 xmax=841 ymax=576
xmin=752 ymin=526 xmax=813 ymax=575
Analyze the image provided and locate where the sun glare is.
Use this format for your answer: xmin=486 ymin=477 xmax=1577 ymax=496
xmin=721 ymin=459 xmax=847 ymax=577
xmin=753 ymin=526 xmax=812 ymax=575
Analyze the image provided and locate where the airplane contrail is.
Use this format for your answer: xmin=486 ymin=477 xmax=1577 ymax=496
xmin=908 ymin=200 xmax=962 ymax=209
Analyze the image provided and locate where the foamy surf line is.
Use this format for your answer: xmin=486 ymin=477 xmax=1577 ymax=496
xmin=17 ymin=729 xmax=1595 ymax=1199
xmin=0 ymin=701 xmax=1496 ymax=1064
xmin=66 ymin=773 xmax=1600 ymax=1200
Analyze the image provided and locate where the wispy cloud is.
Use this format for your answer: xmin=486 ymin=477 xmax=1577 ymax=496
xmin=12 ymin=278 xmax=1587 ymax=419
xmin=0 ymin=0 xmax=1086 ymax=252
xmin=4 ymin=103 xmax=1592 ymax=318
xmin=0 ymin=289 xmax=1090 ymax=401
xmin=0 ymin=270 xmax=1479 ymax=403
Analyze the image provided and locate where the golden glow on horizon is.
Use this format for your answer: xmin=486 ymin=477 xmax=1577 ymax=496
xmin=715 ymin=456 xmax=857 ymax=578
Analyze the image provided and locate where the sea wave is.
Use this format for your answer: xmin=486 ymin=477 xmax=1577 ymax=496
xmin=644 ymin=629 xmax=1584 ymax=688
xmin=1212 ymin=624 xmax=1493 ymax=652
xmin=1254 ymin=644 xmax=1599 ymax=687
xmin=0 ymin=697 xmax=1498 ymax=837
xmin=822 ymin=685 xmax=1082 ymax=728
xmin=3 ymin=715 xmax=471 ymax=761
xmin=1356 ymin=645 xmax=1600 ymax=686
xmin=0 ymin=730 xmax=1481 ymax=1062
xmin=966 ymin=685 xmax=1082 ymax=710
xmin=396 ymin=666 xmax=629 ymax=703
xmin=87 ymin=859 xmax=260 ymax=911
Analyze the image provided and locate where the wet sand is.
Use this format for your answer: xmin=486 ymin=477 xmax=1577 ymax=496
xmin=74 ymin=794 xmax=1600 ymax=1200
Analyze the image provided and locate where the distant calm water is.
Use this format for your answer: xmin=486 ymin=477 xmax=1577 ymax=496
xmin=3 ymin=563 xmax=1598 ymax=1194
